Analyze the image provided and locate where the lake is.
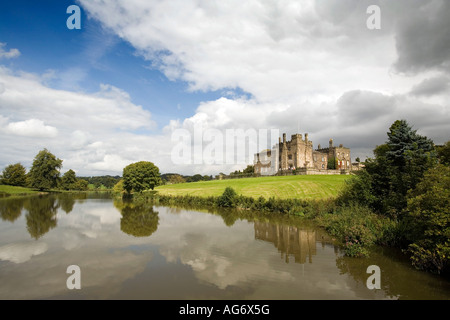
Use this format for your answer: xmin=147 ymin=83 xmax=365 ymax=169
xmin=0 ymin=193 xmax=449 ymax=300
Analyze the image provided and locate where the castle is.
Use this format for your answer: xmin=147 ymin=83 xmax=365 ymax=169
xmin=254 ymin=132 xmax=351 ymax=175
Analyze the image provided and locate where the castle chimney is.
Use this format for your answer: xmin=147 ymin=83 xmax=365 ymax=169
xmin=257 ymin=153 xmax=260 ymax=162
xmin=283 ymin=133 xmax=286 ymax=143
xmin=305 ymin=133 xmax=308 ymax=142
xmin=329 ymin=139 xmax=333 ymax=148
xmin=318 ymin=144 xmax=321 ymax=149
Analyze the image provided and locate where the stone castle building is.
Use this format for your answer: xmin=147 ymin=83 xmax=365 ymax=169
xmin=254 ymin=132 xmax=351 ymax=175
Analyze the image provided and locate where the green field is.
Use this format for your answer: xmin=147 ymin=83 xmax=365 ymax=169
xmin=155 ymin=175 xmax=351 ymax=200
xmin=0 ymin=185 xmax=41 ymax=196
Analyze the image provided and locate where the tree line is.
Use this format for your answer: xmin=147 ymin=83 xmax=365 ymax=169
xmin=0 ymin=149 xmax=89 ymax=191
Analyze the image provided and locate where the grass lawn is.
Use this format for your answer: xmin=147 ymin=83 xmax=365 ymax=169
xmin=0 ymin=185 xmax=41 ymax=196
xmin=155 ymin=175 xmax=351 ymax=200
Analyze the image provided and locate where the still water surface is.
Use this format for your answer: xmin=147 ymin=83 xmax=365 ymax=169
xmin=0 ymin=193 xmax=449 ymax=300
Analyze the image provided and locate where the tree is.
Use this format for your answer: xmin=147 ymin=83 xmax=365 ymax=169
xmin=123 ymin=161 xmax=161 ymax=193
xmin=404 ymin=164 xmax=450 ymax=274
xmin=339 ymin=120 xmax=436 ymax=217
xmin=436 ymin=141 xmax=450 ymax=165
xmin=217 ymin=187 xmax=238 ymax=208
xmin=1 ymin=163 xmax=27 ymax=186
xmin=168 ymin=174 xmax=186 ymax=184
xmin=60 ymin=169 xmax=78 ymax=190
xmin=327 ymin=157 xmax=338 ymax=170
xmin=28 ymin=149 xmax=63 ymax=191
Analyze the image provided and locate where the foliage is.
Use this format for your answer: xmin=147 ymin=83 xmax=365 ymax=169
xmin=123 ymin=161 xmax=162 ymax=193
xmin=28 ymin=149 xmax=63 ymax=191
xmin=338 ymin=120 xmax=436 ymax=217
xmin=60 ymin=169 xmax=77 ymax=190
xmin=59 ymin=169 xmax=89 ymax=191
xmin=78 ymin=175 xmax=121 ymax=189
xmin=1 ymin=163 xmax=27 ymax=187
xmin=327 ymin=157 xmax=338 ymax=170
xmin=216 ymin=187 xmax=238 ymax=207
xmin=113 ymin=179 xmax=124 ymax=194
xmin=404 ymin=164 xmax=450 ymax=274
xmin=316 ymin=204 xmax=394 ymax=257
xmin=436 ymin=141 xmax=450 ymax=165
xmin=167 ymin=174 xmax=186 ymax=184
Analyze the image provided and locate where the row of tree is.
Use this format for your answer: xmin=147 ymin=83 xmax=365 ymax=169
xmin=338 ymin=119 xmax=449 ymax=274
xmin=0 ymin=149 xmax=88 ymax=191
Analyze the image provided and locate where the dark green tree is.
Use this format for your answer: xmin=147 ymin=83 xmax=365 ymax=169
xmin=327 ymin=157 xmax=338 ymax=170
xmin=123 ymin=161 xmax=162 ymax=193
xmin=60 ymin=169 xmax=78 ymax=190
xmin=404 ymin=164 xmax=450 ymax=274
xmin=1 ymin=163 xmax=27 ymax=186
xmin=28 ymin=149 xmax=63 ymax=191
xmin=436 ymin=141 xmax=450 ymax=165
xmin=217 ymin=187 xmax=238 ymax=208
xmin=339 ymin=120 xmax=436 ymax=217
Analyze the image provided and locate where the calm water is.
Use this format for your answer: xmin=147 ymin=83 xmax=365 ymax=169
xmin=0 ymin=193 xmax=449 ymax=300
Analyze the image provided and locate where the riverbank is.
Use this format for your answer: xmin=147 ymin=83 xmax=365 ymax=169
xmin=0 ymin=185 xmax=44 ymax=197
xmin=122 ymin=188 xmax=397 ymax=259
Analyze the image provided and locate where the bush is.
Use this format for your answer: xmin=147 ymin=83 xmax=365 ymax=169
xmin=216 ymin=187 xmax=238 ymax=207
xmin=317 ymin=204 xmax=393 ymax=257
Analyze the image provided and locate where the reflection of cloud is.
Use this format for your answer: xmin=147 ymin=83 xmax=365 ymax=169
xmin=0 ymin=241 xmax=48 ymax=264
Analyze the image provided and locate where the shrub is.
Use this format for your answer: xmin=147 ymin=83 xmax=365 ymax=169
xmin=216 ymin=187 xmax=238 ymax=207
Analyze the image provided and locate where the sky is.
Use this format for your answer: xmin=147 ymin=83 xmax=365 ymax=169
xmin=0 ymin=0 xmax=449 ymax=176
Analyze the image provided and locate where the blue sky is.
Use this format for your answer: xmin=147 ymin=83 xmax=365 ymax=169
xmin=0 ymin=0 xmax=231 ymax=126
xmin=0 ymin=0 xmax=449 ymax=176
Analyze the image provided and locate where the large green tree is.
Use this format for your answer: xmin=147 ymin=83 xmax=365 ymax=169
xmin=28 ymin=149 xmax=63 ymax=191
xmin=60 ymin=169 xmax=78 ymax=190
xmin=1 ymin=163 xmax=27 ymax=186
xmin=404 ymin=164 xmax=450 ymax=275
xmin=122 ymin=161 xmax=161 ymax=193
xmin=338 ymin=120 xmax=436 ymax=217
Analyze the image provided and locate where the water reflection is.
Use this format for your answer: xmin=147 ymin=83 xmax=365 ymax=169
xmin=119 ymin=201 xmax=159 ymax=238
xmin=0 ymin=197 xmax=24 ymax=222
xmin=0 ymin=194 xmax=449 ymax=299
xmin=255 ymin=222 xmax=318 ymax=264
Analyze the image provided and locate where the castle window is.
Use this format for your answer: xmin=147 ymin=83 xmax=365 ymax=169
xmin=322 ymin=164 xmax=325 ymax=169
xmin=288 ymin=155 xmax=292 ymax=160
xmin=322 ymin=157 xmax=325 ymax=161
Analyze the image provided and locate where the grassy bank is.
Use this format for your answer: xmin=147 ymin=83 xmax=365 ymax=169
xmin=0 ymin=185 xmax=42 ymax=196
xmin=156 ymin=174 xmax=350 ymax=200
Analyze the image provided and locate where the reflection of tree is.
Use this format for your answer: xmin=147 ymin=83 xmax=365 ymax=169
xmin=58 ymin=194 xmax=76 ymax=214
xmin=24 ymin=196 xmax=59 ymax=240
xmin=0 ymin=198 xmax=26 ymax=222
xmin=120 ymin=202 xmax=159 ymax=237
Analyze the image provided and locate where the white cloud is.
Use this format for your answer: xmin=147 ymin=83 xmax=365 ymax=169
xmin=2 ymin=119 xmax=58 ymax=138
xmin=0 ymin=43 xmax=20 ymax=59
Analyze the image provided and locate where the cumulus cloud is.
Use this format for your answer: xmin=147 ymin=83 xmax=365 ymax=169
xmin=2 ymin=119 xmax=58 ymax=138
xmin=1 ymin=1 xmax=449 ymax=175
xmin=0 ymin=43 xmax=20 ymax=59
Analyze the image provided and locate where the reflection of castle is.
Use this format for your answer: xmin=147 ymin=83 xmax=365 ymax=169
xmin=254 ymin=221 xmax=318 ymax=264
